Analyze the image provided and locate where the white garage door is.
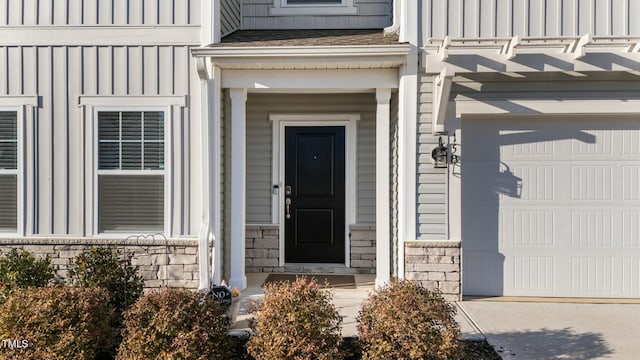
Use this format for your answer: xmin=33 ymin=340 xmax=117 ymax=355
xmin=462 ymin=117 xmax=640 ymax=298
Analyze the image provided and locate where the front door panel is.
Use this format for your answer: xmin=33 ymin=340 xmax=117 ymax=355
xmin=285 ymin=126 xmax=345 ymax=263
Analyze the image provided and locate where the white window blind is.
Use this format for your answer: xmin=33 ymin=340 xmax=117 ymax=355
xmin=0 ymin=111 xmax=17 ymax=233
xmin=97 ymin=111 xmax=164 ymax=233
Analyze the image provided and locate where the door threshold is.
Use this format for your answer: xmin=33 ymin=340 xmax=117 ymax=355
xmin=283 ymin=263 xmax=355 ymax=274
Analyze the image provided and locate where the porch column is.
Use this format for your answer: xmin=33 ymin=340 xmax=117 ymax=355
xmin=196 ymin=59 xmax=221 ymax=290
xmin=229 ymin=88 xmax=248 ymax=289
xmin=376 ymin=88 xmax=392 ymax=288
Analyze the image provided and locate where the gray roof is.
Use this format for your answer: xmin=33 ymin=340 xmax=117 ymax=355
xmin=216 ymin=29 xmax=402 ymax=47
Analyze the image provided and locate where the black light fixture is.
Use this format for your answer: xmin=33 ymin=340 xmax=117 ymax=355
xmin=431 ymin=136 xmax=448 ymax=168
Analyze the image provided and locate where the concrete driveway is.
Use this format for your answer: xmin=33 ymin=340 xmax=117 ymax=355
xmin=458 ymin=301 xmax=640 ymax=360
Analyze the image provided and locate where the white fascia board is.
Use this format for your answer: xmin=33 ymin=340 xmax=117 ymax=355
xmin=192 ymin=45 xmax=411 ymax=58
xmin=1 ymin=26 xmax=200 ymax=46
xmin=221 ymin=69 xmax=400 ymax=90
xmin=455 ymin=99 xmax=640 ymax=117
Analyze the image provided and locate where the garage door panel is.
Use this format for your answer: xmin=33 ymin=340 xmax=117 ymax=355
xmin=622 ymin=212 xmax=640 ymax=247
xmin=463 ymin=250 xmax=504 ymax=295
xmin=502 ymin=164 xmax=555 ymax=201
xmin=502 ymin=209 xmax=555 ymax=247
xmin=463 ymin=206 xmax=501 ymax=250
xmin=570 ymin=165 xmax=613 ymax=201
xmin=463 ymin=162 xmax=511 ymax=204
xmin=506 ymin=256 xmax=556 ymax=294
xmin=462 ymin=117 xmax=640 ymax=298
xmin=571 ymin=257 xmax=613 ymax=294
xmin=623 ymin=258 xmax=640 ymax=293
xmin=622 ymin=166 xmax=640 ymax=200
xmin=571 ymin=130 xmax=613 ymax=155
xmin=571 ymin=211 xmax=613 ymax=247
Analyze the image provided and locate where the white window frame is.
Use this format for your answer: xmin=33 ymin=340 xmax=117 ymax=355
xmin=270 ymin=114 xmax=359 ymax=267
xmin=270 ymin=0 xmax=357 ymax=16
xmin=92 ymin=106 xmax=170 ymax=237
xmin=0 ymin=106 xmax=24 ymax=237
xmin=92 ymin=106 xmax=171 ymax=237
xmin=79 ymin=96 xmax=185 ymax=238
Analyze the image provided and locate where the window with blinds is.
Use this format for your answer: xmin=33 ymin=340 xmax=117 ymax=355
xmin=97 ymin=111 xmax=164 ymax=233
xmin=0 ymin=111 xmax=17 ymax=233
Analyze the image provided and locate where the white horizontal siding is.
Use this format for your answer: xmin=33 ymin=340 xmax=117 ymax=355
xmin=423 ymin=0 xmax=640 ymax=39
xmin=417 ymin=74 xmax=447 ymax=240
xmin=242 ymin=0 xmax=391 ymax=29
xmin=0 ymin=44 xmax=201 ymax=237
xmin=0 ymin=0 xmax=200 ymax=25
xmin=221 ymin=0 xmax=241 ymax=36
xmin=244 ymin=93 xmax=377 ymax=224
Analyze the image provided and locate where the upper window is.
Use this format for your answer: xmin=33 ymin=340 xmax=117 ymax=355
xmin=97 ymin=111 xmax=165 ymax=233
xmin=271 ymin=0 xmax=357 ymax=15
xmin=0 ymin=111 xmax=18 ymax=233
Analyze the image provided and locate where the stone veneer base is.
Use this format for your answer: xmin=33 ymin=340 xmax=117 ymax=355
xmin=0 ymin=237 xmax=201 ymax=290
xmin=404 ymin=240 xmax=461 ymax=301
xmin=245 ymin=224 xmax=376 ymax=274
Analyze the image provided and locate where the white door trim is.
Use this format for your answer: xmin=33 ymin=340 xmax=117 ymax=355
xmin=270 ymin=114 xmax=360 ymax=267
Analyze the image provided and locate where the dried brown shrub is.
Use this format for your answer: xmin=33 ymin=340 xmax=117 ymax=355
xmin=0 ymin=286 xmax=116 ymax=360
xmin=357 ymin=280 xmax=462 ymax=360
xmin=117 ymin=287 xmax=232 ymax=360
xmin=247 ymin=276 xmax=343 ymax=360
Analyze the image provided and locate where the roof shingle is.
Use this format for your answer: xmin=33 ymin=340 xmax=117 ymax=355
xmin=215 ymin=29 xmax=402 ymax=47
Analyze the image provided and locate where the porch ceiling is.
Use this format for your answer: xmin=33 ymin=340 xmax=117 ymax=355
xmin=191 ymin=29 xmax=410 ymax=70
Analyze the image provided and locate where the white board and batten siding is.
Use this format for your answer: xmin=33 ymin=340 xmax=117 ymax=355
xmin=423 ymin=0 xmax=640 ymax=39
xmin=0 ymin=0 xmax=200 ymax=26
xmin=242 ymin=0 xmax=391 ymax=30
xmin=244 ymin=93 xmax=377 ymax=225
xmin=0 ymin=0 xmax=203 ymax=238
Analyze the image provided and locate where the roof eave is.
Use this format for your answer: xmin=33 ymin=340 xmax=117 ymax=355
xmin=191 ymin=44 xmax=411 ymax=59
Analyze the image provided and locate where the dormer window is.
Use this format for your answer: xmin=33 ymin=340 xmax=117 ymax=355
xmin=271 ymin=0 xmax=357 ymax=16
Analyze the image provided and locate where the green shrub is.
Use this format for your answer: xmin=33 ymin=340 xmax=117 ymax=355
xmin=0 ymin=286 xmax=116 ymax=360
xmin=0 ymin=248 xmax=55 ymax=303
xmin=357 ymin=280 xmax=462 ymax=360
xmin=68 ymin=246 xmax=144 ymax=317
xmin=117 ymin=287 xmax=232 ymax=360
xmin=247 ymin=276 xmax=343 ymax=360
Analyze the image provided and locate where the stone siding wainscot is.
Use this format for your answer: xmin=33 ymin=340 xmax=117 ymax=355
xmin=245 ymin=224 xmax=376 ymax=274
xmin=404 ymin=241 xmax=461 ymax=301
xmin=0 ymin=238 xmax=201 ymax=290
xmin=349 ymin=224 xmax=376 ymax=274
xmin=245 ymin=225 xmax=282 ymax=273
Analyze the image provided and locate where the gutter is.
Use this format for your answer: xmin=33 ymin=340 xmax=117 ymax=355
xmin=191 ymin=44 xmax=411 ymax=59
xmin=384 ymin=0 xmax=401 ymax=36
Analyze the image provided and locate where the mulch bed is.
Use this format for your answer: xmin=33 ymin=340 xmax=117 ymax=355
xmin=230 ymin=334 xmax=502 ymax=359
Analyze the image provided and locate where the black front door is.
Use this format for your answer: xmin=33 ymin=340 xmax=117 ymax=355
xmin=284 ymin=126 xmax=345 ymax=263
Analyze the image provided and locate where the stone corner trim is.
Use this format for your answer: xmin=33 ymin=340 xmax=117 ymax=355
xmin=404 ymin=240 xmax=461 ymax=301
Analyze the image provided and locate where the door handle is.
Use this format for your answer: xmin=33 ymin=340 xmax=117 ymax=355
xmin=285 ymin=198 xmax=292 ymax=219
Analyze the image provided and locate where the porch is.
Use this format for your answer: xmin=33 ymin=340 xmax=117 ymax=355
xmin=192 ymin=29 xmax=412 ymax=289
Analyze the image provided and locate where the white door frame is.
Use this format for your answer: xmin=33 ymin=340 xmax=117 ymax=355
xmin=270 ymin=114 xmax=360 ymax=267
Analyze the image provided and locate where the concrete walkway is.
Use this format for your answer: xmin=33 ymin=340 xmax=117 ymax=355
xmin=232 ymin=273 xmax=482 ymax=339
xmin=459 ymin=300 xmax=640 ymax=359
